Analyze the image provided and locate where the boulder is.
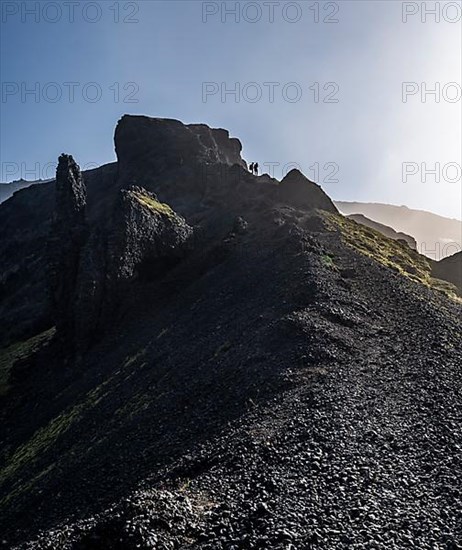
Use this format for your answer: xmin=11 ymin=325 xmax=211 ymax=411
xmin=107 ymin=186 xmax=193 ymax=282
xmin=279 ymin=169 xmax=337 ymax=213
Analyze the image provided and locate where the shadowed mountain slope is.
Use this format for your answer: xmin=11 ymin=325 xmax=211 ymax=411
xmin=0 ymin=116 xmax=461 ymax=549
xmin=0 ymin=179 xmax=51 ymax=205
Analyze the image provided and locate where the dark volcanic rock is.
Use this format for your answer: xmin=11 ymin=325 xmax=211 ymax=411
xmin=279 ymin=169 xmax=337 ymax=212
xmin=55 ymin=154 xmax=87 ymax=225
xmin=113 ymin=116 xmax=337 ymax=224
xmin=78 ymin=186 xmax=193 ymax=347
xmin=432 ymin=251 xmax=462 ymax=294
xmin=0 ymin=183 xmax=54 ymax=347
xmin=50 ymin=154 xmax=88 ymax=350
xmin=0 ymin=163 xmax=118 ymax=349
xmin=115 ymin=115 xmax=246 ymax=175
xmin=114 ymin=115 xmax=247 ymax=208
xmin=107 ymin=186 xmax=193 ymax=283
xmin=50 ymin=164 xmax=193 ymax=352
xmin=2 ymin=115 xmax=460 ymax=550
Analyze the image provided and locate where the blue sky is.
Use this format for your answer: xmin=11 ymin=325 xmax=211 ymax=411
xmin=1 ymin=0 xmax=461 ymax=219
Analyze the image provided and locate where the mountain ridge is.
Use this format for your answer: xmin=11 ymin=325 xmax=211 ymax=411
xmin=0 ymin=115 xmax=461 ymax=548
xmin=0 ymin=179 xmax=51 ymax=204
xmin=336 ymin=200 xmax=462 ymax=223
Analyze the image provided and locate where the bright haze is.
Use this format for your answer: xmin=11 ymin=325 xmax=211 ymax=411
xmin=1 ymin=0 xmax=461 ymax=219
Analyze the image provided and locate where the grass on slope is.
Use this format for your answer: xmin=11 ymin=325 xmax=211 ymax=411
xmin=0 ymin=328 xmax=55 ymax=396
xmin=133 ymin=191 xmax=175 ymax=218
xmin=0 ymin=348 xmax=149 ymax=505
xmin=325 ymin=212 xmax=461 ymax=301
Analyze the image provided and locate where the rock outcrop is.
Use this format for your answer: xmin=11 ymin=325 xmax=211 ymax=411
xmin=50 ymin=154 xmax=88 ymax=349
xmin=0 ymin=116 xmax=339 ymax=350
xmin=114 ymin=116 xmax=337 ymax=219
xmin=279 ymin=169 xmax=337 ymax=212
xmin=107 ymin=186 xmax=193 ymax=282
xmin=115 ymin=116 xmax=246 ymax=176
xmin=114 ymin=116 xmax=247 ymax=208
xmin=50 ymin=155 xmax=192 ymax=353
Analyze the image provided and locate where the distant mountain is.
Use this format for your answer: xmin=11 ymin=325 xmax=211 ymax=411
xmin=346 ymin=213 xmax=417 ymax=250
xmin=0 ymin=178 xmax=50 ymax=204
xmin=335 ymin=201 xmax=462 ymax=261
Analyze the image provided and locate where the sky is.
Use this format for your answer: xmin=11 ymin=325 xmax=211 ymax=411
xmin=1 ymin=0 xmax=461 ymax=219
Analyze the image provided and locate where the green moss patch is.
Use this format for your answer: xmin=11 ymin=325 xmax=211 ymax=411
xmin=0 ymin=371 xmax=112 ymax=491
xmin=133 ymin=191 xmax=175 ymax=218
xmin=321 ymin=254 xmax=336 ymax=269
xmin=325 ymin=213 xmax=460 ymax=301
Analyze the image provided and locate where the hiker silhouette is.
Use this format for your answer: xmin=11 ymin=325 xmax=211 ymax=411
xmin=254 ymin=162 xmax=259 ymax=176
xmin=249 ymin=162 xmax=254 ymax=173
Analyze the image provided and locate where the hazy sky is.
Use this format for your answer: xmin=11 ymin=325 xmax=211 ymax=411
xmin=1 ymin=1 xmax=461 ymax=219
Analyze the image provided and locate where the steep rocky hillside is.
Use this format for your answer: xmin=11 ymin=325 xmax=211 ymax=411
xmin=0 ymin=116 xmax=461 ymax=549
xmin=0 ymin=163 xmax=117 ymax=349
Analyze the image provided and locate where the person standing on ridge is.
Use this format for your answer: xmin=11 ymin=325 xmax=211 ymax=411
xmin=249 ymin=162 xmax=254 ymax=173
xmin=254 ymin=162 xmax=259 ymax=176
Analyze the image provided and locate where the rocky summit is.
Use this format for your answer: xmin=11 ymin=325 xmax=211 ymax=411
xmin=0 ymin=116 xmax=461 ymax=549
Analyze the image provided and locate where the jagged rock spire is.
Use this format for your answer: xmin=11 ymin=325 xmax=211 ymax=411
xmin=50 ymin=154 xmax=87 ymax=352
xmin=55 ymin=154 xmax=86 ymax=228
